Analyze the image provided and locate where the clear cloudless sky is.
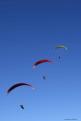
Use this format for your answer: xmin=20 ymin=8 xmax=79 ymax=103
xmin=0 ymin=0 xmax=81 ymax=121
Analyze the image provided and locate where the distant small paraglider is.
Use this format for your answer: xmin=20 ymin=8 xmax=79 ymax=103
xmin=55 ymin=44 xmax=68 ymax=50
xmin=58 ymin=56 xmax=61 ymax=60
xmin=55 ymin=44 xmax=68 ymax=61
xmin=42 ymin=76 xmax=46 ymax=80
xmin=20 ymin=105 xmax=24 ymax=110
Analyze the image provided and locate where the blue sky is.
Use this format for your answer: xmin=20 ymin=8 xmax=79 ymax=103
xmin=0 ymin=0 xmax=81 ymax=121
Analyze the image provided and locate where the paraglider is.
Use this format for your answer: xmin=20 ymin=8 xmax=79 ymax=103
xmin=55 ymin=44 xmax=68 ymax=61
xmin=42 ymin=76 xmax=46 ymax=80
xmin=20 ymin=105 xmax=24 ymax=110
xmin=32 ymin=59 xmax=52 ymax=68
xmin=55 ymin=45 xmax=68 ymax=50
xmin=7 ymin=82 xmax=33 ymax=93
xmin=58 ymin=56 xmax=61 ymax=60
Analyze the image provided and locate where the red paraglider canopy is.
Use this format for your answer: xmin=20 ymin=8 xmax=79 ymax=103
xmin=32 ymin=59 xmax=52 ymax=68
